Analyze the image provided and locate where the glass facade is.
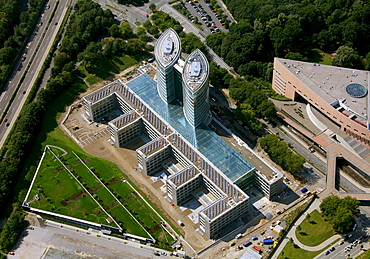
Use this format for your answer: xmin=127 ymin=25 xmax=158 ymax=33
xmin=126 ymin=73 xmax=255 ymax=183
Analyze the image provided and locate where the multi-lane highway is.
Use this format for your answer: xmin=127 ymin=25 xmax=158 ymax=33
xmin=0 ymin=1 xmax=71 ymax=147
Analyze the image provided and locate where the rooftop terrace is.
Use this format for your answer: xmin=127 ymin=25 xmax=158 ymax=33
xmin=154 ymin=28 xmax=181 ymax=69
xmin=183 ymin=49 xmax=209 ymax=91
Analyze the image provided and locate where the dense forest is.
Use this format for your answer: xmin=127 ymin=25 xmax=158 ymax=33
xmin=207 ymin=0 xmax=370 ymax=78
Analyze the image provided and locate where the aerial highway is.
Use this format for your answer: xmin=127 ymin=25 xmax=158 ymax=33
xmin=0 ymin=1 xmax=71 ymax=147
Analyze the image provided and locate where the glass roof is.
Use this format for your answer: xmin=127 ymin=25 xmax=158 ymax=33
xmin=126 ymin=73 xmax=255 ymax=182
xmin=346 ymin=83 xmax=368 ymax=98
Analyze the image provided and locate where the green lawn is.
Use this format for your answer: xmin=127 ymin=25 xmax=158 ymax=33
xmin=296 ymin=210 xmax=335 ymax=246
xmin=356 ymin=249 xmax=370 ymax=259
xmin=77 ymin=54 xmax=149 ymax=83
xmin=305 ymin=49 xmax=333 ymax=66
xmin=278 ymin=238 xmax=340 ymax=259
xmin=28 ymin=141 xmax=176 ymax=246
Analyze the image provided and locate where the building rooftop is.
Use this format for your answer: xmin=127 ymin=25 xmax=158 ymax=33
xmin=183 ymin=49 xmax=209 ymax=91
xmin=276 ymin=58 xmax=370 ymax=126
xmin=154 ymin=28 xmax=181 ymax=68
xmin=83 ymin=80 xmax=122 ymax=105
xmin=109 ymin=111 xmax=139 ymax=130
xmin=126 ymin=73 xmax=255 ymax=182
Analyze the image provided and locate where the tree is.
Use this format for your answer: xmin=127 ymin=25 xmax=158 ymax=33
xmin=257 ymin=101 xmax=276 ymax=122
xmin=109 ymin=24 xmax=121 ymax=38
xmin=320 ymin=195 xmax=342 ymax=218
xmin=320 ymin=196 xmax=359 ymax=233
xmin=0 ymin=203 xmax=28 ymax=252
xmin=119 ymin=21 xmax=134 ymax=39
xmin=332 ymin=46 xmax=363 ymax=69
xmin=149 ymin=3 xmax=156 ymax=13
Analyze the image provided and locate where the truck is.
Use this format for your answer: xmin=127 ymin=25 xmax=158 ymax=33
xmin=252 ymin=246 xmax=261 ymax=252
xmin=263 ymin=238 xmax=274 ymax=245
xmin=243 ymin=241 xmax=252 ymax=247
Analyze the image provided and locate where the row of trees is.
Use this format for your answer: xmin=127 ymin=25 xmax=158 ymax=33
xmin=0 ymin=0 xmax=47 ymax=218
xmin=207 ymin=0 xmax=370 ymax=78
xmin=320 ymin=196 xmax=360 ymax=233
xmin=0 ymin=0 xmax=121 ymax=253
xmin=0 ymin=203 xmax=28 ymax=253
xmin=259 ymin=134 xmax=305 ymax=174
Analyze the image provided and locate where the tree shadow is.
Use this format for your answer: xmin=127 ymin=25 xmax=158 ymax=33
xmin=309 ymin=220 xmax=317 ymax=224
xmin=299 ymin=232 xmax=308 ymax=236
xmin=306 ymin=49 xmax=324 ymax=63
xmin=293 ymin=244 xmax=300 ymax=249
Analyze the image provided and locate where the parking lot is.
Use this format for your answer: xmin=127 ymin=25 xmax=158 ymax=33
xmin=177 ymin=0 xmax=230 ymax=35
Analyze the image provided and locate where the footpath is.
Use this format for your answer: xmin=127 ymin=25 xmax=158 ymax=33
xmin=271 ymin=199 xmax=341 ymax=258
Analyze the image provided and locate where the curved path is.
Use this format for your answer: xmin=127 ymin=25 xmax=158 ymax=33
xmin=46 ymin=145 xmax=68 ymax=156
xmin=272 ymin=199 xmax=341 ymax=258
xmin=288 ymin=199 xmax=341 ymax=251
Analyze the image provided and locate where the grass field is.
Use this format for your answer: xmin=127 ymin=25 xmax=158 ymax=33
xmin=18 ymin=52 xmax=176 ymax=249
xmin=277 ymin=238 xmax=340 ymax=259
xmin=27 ymin=145 xmax=175 ymax=246
xmin=77 ymin=53 xmax=149 ymax=84
xmin=356 ymin=249 xmax=370 ymax=259
xmin=306 ymin=48 xmax=333 ymax=65
xmin=296 ymin=210 xmax=335 ymax=246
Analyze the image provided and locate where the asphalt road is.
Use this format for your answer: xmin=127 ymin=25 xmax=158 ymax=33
xmin=0 ymin=1 xmax=70 ymax=147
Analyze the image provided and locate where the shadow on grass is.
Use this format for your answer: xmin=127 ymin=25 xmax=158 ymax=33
xmin=306 ymin=49 xmax=324 ymax=63
xmin=299 ymin=232 xmax=308 ymax=236
xmin=85 ymin=53 xmax=150 ymax=80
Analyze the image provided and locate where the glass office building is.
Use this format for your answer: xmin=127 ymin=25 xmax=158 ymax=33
xmin=182 ymin=49 xmax=210 ymax=127
xmin=154 ymin=28 xmax=181 ymax=104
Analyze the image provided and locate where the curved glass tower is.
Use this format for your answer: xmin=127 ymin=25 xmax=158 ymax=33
xmin=154 ymin=28 xmax=181 ymax=103
xmin=182 ymin=49 xmax=210 ymax=127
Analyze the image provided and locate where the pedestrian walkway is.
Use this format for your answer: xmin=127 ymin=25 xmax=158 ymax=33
xmin=288 ymin=199 xmax=341 ymax=251
xmin=271 ymin=199 xmax=341 ymax=258
xmin=276 ymin=101 xmax=370 ymax=201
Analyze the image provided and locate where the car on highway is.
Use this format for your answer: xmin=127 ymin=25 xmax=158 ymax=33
xmin=6 ymin=122 xmax=10 ymax=127
xmin=329 ymin=247 xmax=335 ymax=252
xmin=160 ymin=251 xmax=167 ymax=255
xmin=55 ymin=22 xmax=58 ymax=25
xmin=23 ymin=90 xmax=26 ymax=94
xmin=154 ymin=252 xmax=160 ymax=256
xmin=323 ymin=251 xmax=330 ymax=255
xmin=8 ymin=252 xmax=14 ymax=255
xmin=3 ymin=118 xmax=7 ymax=122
